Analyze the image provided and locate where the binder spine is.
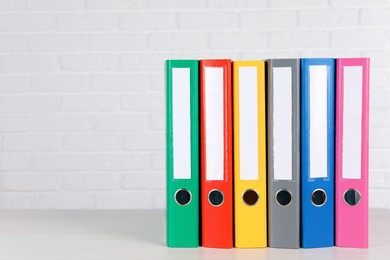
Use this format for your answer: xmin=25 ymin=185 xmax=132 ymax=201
xmin=335 ymin=58 xmax=369 ymax=248
xmin=166 ymin=60 xmax=199 ymax=247
xmin=301 ymin=58 xmax=335 ymax=248
xmin=267 ymin=59 xmax=300 ymax=249
xmin=200 ymin=59 xmax=233 ymax=248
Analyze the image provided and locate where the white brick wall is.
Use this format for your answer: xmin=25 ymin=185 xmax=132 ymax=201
xmin=0 ymin=0 xmax=389 ymax=209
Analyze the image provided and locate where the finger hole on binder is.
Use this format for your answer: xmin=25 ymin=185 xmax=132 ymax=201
xmin=242 ymin=189 xmax=259 ymax=206
xmin=208 ymin=189 xmax=224 ymax=207
xmin=275 ymin=189 xmax=292 ymax=207
xmin=174 ymin=188 xmax=192 ymax=206
xmin=343 ymin=188 xmax=361 ymax=206
xmin=311 ymin=189 xmax=327 ymax=207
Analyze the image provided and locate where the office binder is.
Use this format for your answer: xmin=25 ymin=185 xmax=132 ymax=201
xmin=166 ymin=60 xmax=199 ymax=247
xmin=267 ymin=59 xmax=300 ymax=249
xmin=233 ymin=61 xmax=267 ymax=248
xmin=301 ymin=58 xmax=335 ymax=248
xmin=200 ymin=59 xmax=233 ymax=248
xmin=335 ymin=58 xmax=369 ymax=248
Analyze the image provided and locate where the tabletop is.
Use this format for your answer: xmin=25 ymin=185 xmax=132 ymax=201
xmin=0 ymin=209 xmax=389 ymax=260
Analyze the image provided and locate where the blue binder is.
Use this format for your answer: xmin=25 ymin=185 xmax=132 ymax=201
xmin=301 ymin=58 xmax=335 ymax=248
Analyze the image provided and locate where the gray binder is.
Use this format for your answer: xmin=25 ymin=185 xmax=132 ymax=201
xmin=267 ymin=59 xmax=300 ymax=249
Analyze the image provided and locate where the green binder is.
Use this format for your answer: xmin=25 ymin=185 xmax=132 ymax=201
xmin=166 ymin=60 xmax=199 ymax=247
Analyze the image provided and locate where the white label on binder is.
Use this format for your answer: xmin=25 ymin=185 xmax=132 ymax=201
xmin=239 ymin=67 xmax=259 ymax=180
xmin=273 ymin=67 xmax=292 ymax=180
xmin=343 ymin=66 xmax=362 ymax=179
xmin=309 ymin=65 xmax=328 ymax=179
xmin=205 ymin=67 xmax=224 ymax=181
xmin=172 ymin=68 xmax=191 ymax=179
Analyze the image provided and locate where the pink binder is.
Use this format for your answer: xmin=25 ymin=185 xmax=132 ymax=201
xmin=335 ymin=58 xmax=369 ymax=248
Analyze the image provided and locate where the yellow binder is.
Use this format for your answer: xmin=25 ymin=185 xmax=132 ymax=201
xmin=233 ymin=61 xmax=267 ymax=248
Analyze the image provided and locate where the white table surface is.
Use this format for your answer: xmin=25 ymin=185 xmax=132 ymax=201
xmin=0 ymin=209 xmax=388 ymax=260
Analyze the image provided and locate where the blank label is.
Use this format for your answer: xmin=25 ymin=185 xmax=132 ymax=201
xmin=172 ymin=68 xmax=191 ymax=179
xmin=273 ymin=67 xmax=292 ymax=180
xmin=309 ymin=65 xmax=328 ymax=179
xmin=239 ymin=67 xmax=259 ymax=180
xmin=205 ymin=67 xmax=224 ymax=181
xmin=343 ymin=66 xmax=363 ymax=179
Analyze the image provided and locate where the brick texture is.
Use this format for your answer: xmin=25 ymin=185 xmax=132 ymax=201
xmin=0 ymin=0 xmax=388 ymax=209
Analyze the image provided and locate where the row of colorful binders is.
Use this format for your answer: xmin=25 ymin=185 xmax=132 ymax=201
xmin=166 ymin=58 xmax=369 ymax=249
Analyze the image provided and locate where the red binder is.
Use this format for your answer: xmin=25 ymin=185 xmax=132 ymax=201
xmin=200 ymin=59 xmax=233 ymax=248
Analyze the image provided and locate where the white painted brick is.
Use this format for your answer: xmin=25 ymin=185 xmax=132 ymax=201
xmin=370 ymin=129 xmax=390 ymax=149
xmin=299 ymin=49 xmax=361 ymax=58
xmin=0 ymin=76 xmax=30 ymax=93
xmin=0 ymin=0 xmax=26 ymax=11
xmin=90 ymin=33 xmax=147 ymax=51
xmin=0 ymin=193 xmax=32 ymax=209
xmin=2 ymin=174 xmax=61 ymax=191
xmin=371 ymin=69 xmax=390 ymax=89
xmin=370 ymin=90 xmax=390 ymax=108
xmin=64 ymin=134 xmax=121 ymax=151
xmin=240 ymin=50 xmax=300 ymax=60
xmin=91 ymin=114 xmax=149 ymax=131
xmin=147 ymin=0 xmax=206 ymax=9
xmin=153 ymin=190 xmax=165 ymax=209
xmin=298 ymin=9 xmax=358 ymax=28
xmin=32 ymin=153 xmax=88 ymax=171
xmin=2 ymin=134 xmax=62 ymax=152
xmin=0 ymin=14 xmax=55 ymax=31
xmin=331 ymin=0 xmax=390 ymax=7
xmin=118 ymin=12 xmax=176 ymax=31
xmin=0 ymin=154 xmax=29 ymax=171
xmin=0 ymin=35 xmax=28 ymax=52
xmin=89 ymin=153 xmax=151 ymax=171
xmin=179 ymin=12 xmax=239 ymax=30
xmin=207 ymin=0 xmax=267 ymax=8
xmin=268 ymin=30 xmax=329 ymax=49
xmin=370 ymin=150 xmax=390 ymax=170
xmin=0 ymin=115 xmax=30 ymax=132
xmin=362 ymin=50 xmax=390 ymax=68
xmin=60 ymin=54 xmax=119 ymax=71
xmin=150 ymin=112 xmax=164 ymax=131
xmin=331 ymin=29 xmax=389 ymax=48
xmin=122 ymin=93 xmax=164 ymax=112
xmin=28 ymin=34 xmax=88 ymax=52
xmin=26 ymin=0 xmax=84 ymax=10
xmin=210 ymin=32 xmax=267 ymax=50
xmin=58 ymin=13 xmax=117 ymax=31
xmin=0 ymin=55 xmax=58 ymax=73
xmin=270 ymin=0 xmax=328 ymax=8
xmin=370 ymin=189 xmax=390 ymax=209
xmin=370 ymin=108 xmax=390 ymax=128
xmin=60 ymin=94 xmax=120 ymax=112
xmin=240 ymin=11 xmax=297 ymax=29
xmin=34 ymin=193 xmax=93 ymax=209
xmin=63 ymin=173 xmax=120 ymax=191
xmin=87 ymin=0 xmax=144 ymax=10
xmin=152 ymin=151 xmax=165 ymax=170
xmin=123 ymin=132 xmax=164 ymax=151
xmin=91 ymin=74 xmax=150 ymax=92
xmin=32 ymin=114 xmax=90 ymax=132
xmin=123 ymin=172 xmax=164 ymax=189
xmin=0 ymin=1 xmax=387 ymax=210
xmin=0 ymin=95 xmax=58 ymax=113
xmin=180 ymin=51 xmax=241 ymax=60
xmin=94 ymin=191 xmax=153 ymax=209
xmin=32 ymin=74 xmax=89 ymax=93
xmin=120 ymin=52 xmax=181 ymax=71
xmin=370 ymin=170 xmax=390 ymax=189
xmin=149 ymin=73 xmax=164 ymax=91
xmin=148 ymin=33 xmax=209 ymax=51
